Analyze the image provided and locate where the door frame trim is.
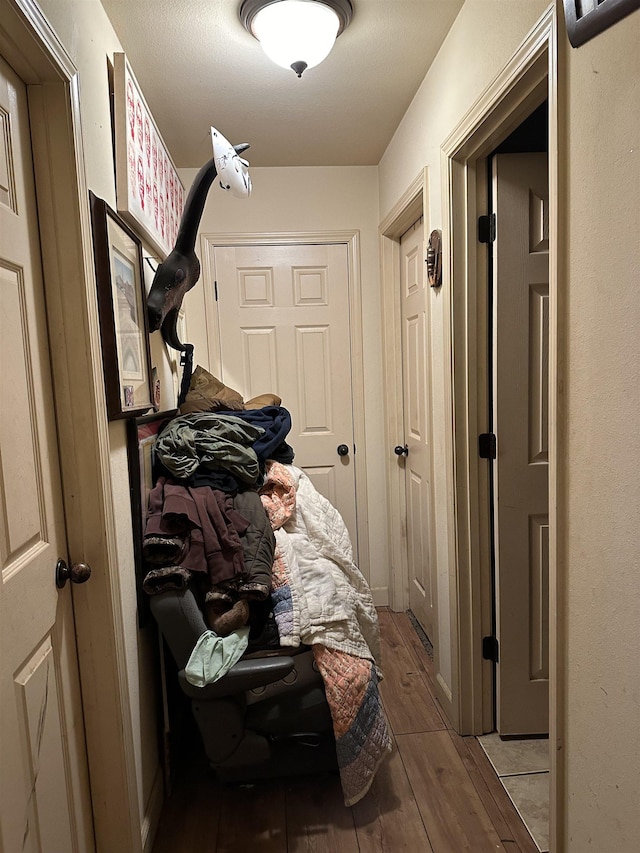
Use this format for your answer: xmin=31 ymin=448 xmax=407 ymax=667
xmin=200 ymin=229 xmax=371 ymax=585
xmin=0 ymin=2 xmax=141 ymax=850
xmin=378 ymin=170 xmax=449 ymax=722
xmin=379 ymin=171 xmax=425 ymax=612
xmin=441 ymin=3 xmax=561 ymax=846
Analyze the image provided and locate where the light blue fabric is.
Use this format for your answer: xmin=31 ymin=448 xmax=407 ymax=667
xmin=184 ymin=627 xmax=250 ymax=687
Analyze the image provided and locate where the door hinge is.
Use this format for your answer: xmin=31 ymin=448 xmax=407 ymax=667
xmin=482 ymin=635 xmax=499 ymax=662
xmin=214 ymin=280 xmax=219 ymax=301
xmin=478 ymin=432 xmax=496 ymax=459
xmin=478 ymin=213 xmax=496 ymax=244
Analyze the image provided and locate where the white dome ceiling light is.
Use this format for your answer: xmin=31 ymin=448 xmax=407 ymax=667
xmin=240 ymin=0 xmax=354 ymax=78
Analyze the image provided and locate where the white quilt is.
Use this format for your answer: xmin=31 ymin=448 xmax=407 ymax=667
xmin=273 ymin=465 xmax=382 ymax=668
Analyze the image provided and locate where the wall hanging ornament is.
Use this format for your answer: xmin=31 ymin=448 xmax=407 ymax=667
xmin=146 ymin=127 xmax=251 ymax=401
xmin=426 ymin=229 xmax=442 ymax=288
xmin=146 ymin=126 xmax=251 ymax=351
xmin=113 ymin=54 xmax=185 ymax=260
xmin=90 ymin=192 xmax=155 ymax=419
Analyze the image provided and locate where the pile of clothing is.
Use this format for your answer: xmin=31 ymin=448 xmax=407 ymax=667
xmin=142 ymin=367 xmax=391 ymax=804
xmin=142 ymin=368 xmax=293 ymax=634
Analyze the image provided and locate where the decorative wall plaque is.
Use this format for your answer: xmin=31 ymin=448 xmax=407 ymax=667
xmin=113 ymin=53 xmax=184 ymax=259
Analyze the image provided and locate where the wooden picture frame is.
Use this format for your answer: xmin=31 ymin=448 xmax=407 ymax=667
xmin=127 ymin=409 xmax=177 ymax=626
xmin=113 ymin=53 xmax=185 ymax=260
xmin=90 ymin=191 xmax=154 ymax=419
xmin=563 ymin=0 xmax=640 ymax=47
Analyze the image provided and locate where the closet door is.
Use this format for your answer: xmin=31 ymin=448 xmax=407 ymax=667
xmin=400 ymin=219 xmax=436 ymax=640
xmin=213 ymin=242 xmax=359 ymax=556
xmin=0 ymin=54 xmax=94 ymax=852
xmin=493 ymin=152 xmax=550 ymax=735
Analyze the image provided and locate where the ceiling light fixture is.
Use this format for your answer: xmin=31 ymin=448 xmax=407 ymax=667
xmin=240 ymin=0 xmax=353 ymax=78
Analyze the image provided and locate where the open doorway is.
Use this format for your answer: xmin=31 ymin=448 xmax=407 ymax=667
xmin=477 ymin=102 xmax=551 ymax=853
xmin=488 ymin=102 xmax=550 ymax=738
xmin=441 ymin=6 xmax=560 ymax=849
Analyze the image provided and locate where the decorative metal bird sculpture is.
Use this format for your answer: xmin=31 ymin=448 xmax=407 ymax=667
xmin=146 ymin=128 xmax=251 ymax=351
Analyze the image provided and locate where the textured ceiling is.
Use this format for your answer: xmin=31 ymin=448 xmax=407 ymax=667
xmin=101 ymin=0 xmax=464 ymax=168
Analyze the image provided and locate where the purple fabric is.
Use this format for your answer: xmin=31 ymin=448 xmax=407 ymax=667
xmin=144 ymin=477 xmax=249 ymax=585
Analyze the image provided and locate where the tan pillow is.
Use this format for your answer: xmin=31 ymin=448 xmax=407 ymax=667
xmin=244 ymin=393 xmax=282 ymax=409
xmin=179 ymin=365 xmax=245 ymax=415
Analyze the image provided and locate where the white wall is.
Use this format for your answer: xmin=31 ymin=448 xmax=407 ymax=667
xmin=179 ymin=165 xmax=390 ymax=596
xmin=378 ymin=0 xmax=640 ymax=845
xmin=377 ymin=0 xmax=549 ymax=700
xmin=27 ymin=2 xmax=640 ymax=849
xmin=560 ymin=9 xmax=640 ymax=851
xmin=34 ymin=0 xmax=171 ymax=838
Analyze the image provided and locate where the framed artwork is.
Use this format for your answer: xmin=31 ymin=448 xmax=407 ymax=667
xmin=127 ymin=409 xmax=177 ymax=626
xmin=563 ymin=0 xmax=640 ymax=47
xmin=113 ymin=52 xmax=185 ymax=260
xmin=90 ymin=192 xmax=154 ymax=419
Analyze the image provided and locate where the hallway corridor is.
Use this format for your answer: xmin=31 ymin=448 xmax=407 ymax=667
xmin=152 ymin=610 xmax=539 ymax=852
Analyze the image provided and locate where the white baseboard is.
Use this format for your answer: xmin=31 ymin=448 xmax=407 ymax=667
xmin=436 ymin=672 xmax=453 ymax=703
xmin=436 ymin=672 xmax=455 ymax=728
xmin=372 ymin=586 xmax=389 ymax=607
xmin=142 ymin=766 xmax=164 ymax=853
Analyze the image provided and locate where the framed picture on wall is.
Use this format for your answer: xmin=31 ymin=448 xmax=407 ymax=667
xmin=126 ymin=408 xmax=177 ymax=626
xmin=90 ymin=191 xmax=155 ymax=419
xmin=113 ymin=53 xmax=185 ymax=259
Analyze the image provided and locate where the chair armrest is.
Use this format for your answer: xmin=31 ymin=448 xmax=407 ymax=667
xmin=178 ymin=656 xmax=296 ymax=699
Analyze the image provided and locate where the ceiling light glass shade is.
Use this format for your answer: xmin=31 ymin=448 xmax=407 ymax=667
xmin=252 ymin=1 xmax=341 ymax=74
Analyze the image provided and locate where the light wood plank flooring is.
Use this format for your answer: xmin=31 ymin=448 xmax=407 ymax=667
xmin=151 ymin=610 xmax=539 ymax=853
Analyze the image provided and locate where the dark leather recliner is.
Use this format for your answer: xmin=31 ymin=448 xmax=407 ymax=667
xmin=150 ymin=588 xmax=338 ymax=782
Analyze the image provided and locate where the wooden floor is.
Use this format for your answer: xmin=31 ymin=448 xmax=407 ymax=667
xmin=151 ymin=609 xmax=539 ymax=853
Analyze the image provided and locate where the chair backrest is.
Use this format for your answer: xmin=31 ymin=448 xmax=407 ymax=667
xmin=150 ymin=588 xmax=208 ymax=669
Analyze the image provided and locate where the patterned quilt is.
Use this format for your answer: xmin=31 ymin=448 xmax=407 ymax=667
xmin=260 ymin=462 xmax=392 ymax=806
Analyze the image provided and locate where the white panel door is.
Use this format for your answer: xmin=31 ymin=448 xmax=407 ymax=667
xmin=213 ymin=243 xmax=358 ymax=552
xmin=400 ymin=220 xmax=435 ymax=640
xmin=493 ymin=152 xmax=550 ymax=736
xmin=0 ymin=56 xmax=94 ymax=852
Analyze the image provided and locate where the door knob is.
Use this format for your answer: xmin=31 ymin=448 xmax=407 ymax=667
xmin=394 ymin=444 xmax=409 ymax=457
xmin=337 ymin=444 xmax=350 ymax=457
xmin=55 ymin=558 xmax=92 ymax=590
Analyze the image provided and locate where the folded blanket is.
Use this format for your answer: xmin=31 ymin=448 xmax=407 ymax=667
xmin=260 ymin=462 xmax=381 ymax=665
xmin=260 ymin=463 xmax=301 ymax=646
xmin=269 ymin=534 xmax=300 ymax=647
xmin=259 ymin=462 xmax=392 ymax=805
xmin=313 ymin=645 xmax=392 ymax=806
